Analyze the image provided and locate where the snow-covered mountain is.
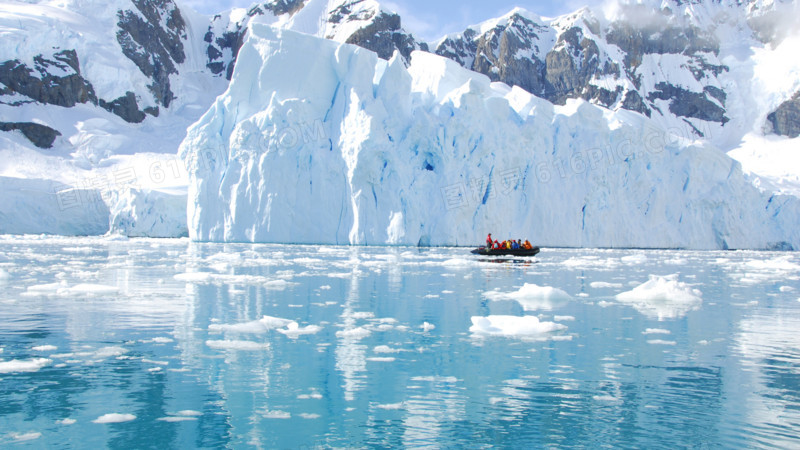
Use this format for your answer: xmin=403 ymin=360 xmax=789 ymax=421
xmin=1 ymin=0 xmax=799 ymax=249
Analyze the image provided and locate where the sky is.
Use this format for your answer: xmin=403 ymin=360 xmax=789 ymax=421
xmin=181 ymin=0 xmax=609 ymax=41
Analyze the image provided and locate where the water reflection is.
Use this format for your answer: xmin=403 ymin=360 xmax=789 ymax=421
xmin=0 ymin=237 xmax=799 ymax=448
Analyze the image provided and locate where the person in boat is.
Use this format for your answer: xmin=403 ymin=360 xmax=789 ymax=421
xmin=512 ymin=240 xmax=520 ymax=249
xmin=493 ymin=240 xmax=501 ymax=249
xmin=506 ymin=240 xmax=512 ymax=250
xmin=523 ymin=240 xmax=532 ymax=250
xmin=486 ymin=233 xmax=493 ymax=249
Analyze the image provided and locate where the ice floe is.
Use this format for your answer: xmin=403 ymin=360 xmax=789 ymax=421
xmin=205 ymin=340 xmax=270 ymax=351
xmin=469 ymin=315 xmax=567 ymax=339
xmin=0 ymin=358 xmax=51 ymax=373
xmin=484 ymin=283 xmax=571 ymax=311
xmin=615 ymin=274 xmax=703 ymax=320
xmin=92 ymin=413 xmax=136 ymax=424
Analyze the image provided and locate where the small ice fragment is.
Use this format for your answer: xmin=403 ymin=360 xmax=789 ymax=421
xmin=93 ymin=413 xmax=136 ymax=424
xmin=0 ymin=358 xmax=51 ymax=373
xmin=336 ymin=327 xmax=371 ymax=339
xmin=647 ymin=339 xmax=677 ymax=346
xmin=206 ymin=340 xmax=270 ymax=351
xmin=642 ymin=328 xmax=671 ymax=335
xmin=8 ymin=432 xmax=41 ymax=442
xmin=32 ymin=345 xmax=58 ymax=352
xmin=421 ymin=322 xmax=435 ymax=332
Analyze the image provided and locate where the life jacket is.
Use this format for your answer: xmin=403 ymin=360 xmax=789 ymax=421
xmin=493 ymin=240 xmax=500 ymax=249
xmin=512 ymin=241 xmax=519 ymax=249
xmin=524 ymin=240 xmax=532 ymax=249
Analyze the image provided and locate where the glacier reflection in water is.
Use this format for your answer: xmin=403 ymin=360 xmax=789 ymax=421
xmin=1 ymin=236 xmax=799 ymax=448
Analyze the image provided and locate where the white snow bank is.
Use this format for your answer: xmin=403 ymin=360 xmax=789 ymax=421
xmin=616 ymin=274 xmax=703 ymax=320
xmin=0 ymin=358 xmax=51 ymax=373
xmin=483 ymin=283 xmax=571 ymax=311
xmin=469 ymin=315 xmax=567 ymax=338
xmin=92 ymin=413 xmax=136 ymax=424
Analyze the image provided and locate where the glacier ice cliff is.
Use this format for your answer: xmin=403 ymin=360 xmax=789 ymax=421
xmin=180 ymin=25 xmax=800 ymax=250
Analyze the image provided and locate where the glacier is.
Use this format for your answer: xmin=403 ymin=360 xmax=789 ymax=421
xmin=179 ymin=24 xmax=800 ymax=249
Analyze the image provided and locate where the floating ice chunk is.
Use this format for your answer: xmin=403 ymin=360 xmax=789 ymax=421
xmin=615 ymin=274 xmax=702 ymax=320
xmin=0 ymin=358 xmax=51 ymax=373
xmin=176 ymin=410 xmax=202 ymax=416
xmin=376 ymin=402 xmax=405 ymax=410
xmin=57 ymin=418 xmax=76 ymax=425
xmin=374 ymin=345 xmax=403 ymax=354
xmin=57 ymin=283 xmax=119 ymax=296
xmin=0 ymin=269 xmax=9 ymax=281
xmin=206 ymin=340 xmax=270 ymax=351
xmin=8 ymin=432 xmax=41 ymax=442
xmin=367 ymin=357 xmax=396 ymax=362
xmin=621 ymin=254 xmax=648 ymax=265
xmin=92 ymin=413 xmax=136 ymax=424
xmin=32 ymin=345 xmax=57 ymax=352
xmin=647 ymin=339 xmax=677 ymax=346
xmin=174 ymin=272 xmax=214 ymax=283
xmin=483 ymin=283 xmax=571 ymax=311
xmin=25 ymin=281 xmax=67 ymax=294
xmin=779 ymin=286 xmax=794 ymax=292
xmin=643 ymin=328 xmax=671 ymax=335
xmin=277 ymin=322 xmax=322 ymax=338
xmin=209 ymin=315 xmax=294 ymax=334
xmin=157 ymin=416 xmax=197 ymax=422
xmin=554 ymin=315 xmax=575 ymax=322
xmin=265 ymin=279 xmax=297 ymax=290
xmin=300 ymin=413 xmax=321 ymax=419
xmin=336 ymin=327 xmax=371 ymax=339
xmin=469 ymin=315 xmax=567 ymax=339
xmin=421 ymin=322 xmax=436 ymax=332
xmin=590 ymin=281 xmax=623 ymax=289
xmin=259 ymin=410 xmax=291 ymax=419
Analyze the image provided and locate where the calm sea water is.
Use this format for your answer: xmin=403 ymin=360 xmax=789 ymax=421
xmin=1 ymin=236 xmax=799 ymax=448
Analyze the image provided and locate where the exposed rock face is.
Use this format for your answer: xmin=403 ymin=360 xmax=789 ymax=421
xmin=431 ymin=7 xmax=732 ymax=133
xmin=99 ymin=91 xmax=148 ymax=123
xmin=0 ymin=50 xmax=97 ymax=108
xmin=767 ymin=91 xmax=800 ymax=138
xmin=116 ymin=0 xmax=187 ymax=107
xmin=342 ymin=11 xmax=426 ymax=61
xmin=0 ymin=48 xmax=150 ymax=125
xmin=0 ymin=122 xmax=62 ymax=149
xmin=204 ymin=0 xmax=425 ymax=80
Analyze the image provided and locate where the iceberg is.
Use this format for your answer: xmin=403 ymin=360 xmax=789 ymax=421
xmin=180 ymin=24 xmax=800 ymax=249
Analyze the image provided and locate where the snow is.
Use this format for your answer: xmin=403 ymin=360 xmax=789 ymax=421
xmin=92 ymin=413 xmax=136 ymax=424
xmin=180 ymin=24 xmax=800 ymax=250
xmin=616 ymin=274 xmax=703 ymax=320
xmin=470 ymin=315 xmax=567 ymax=339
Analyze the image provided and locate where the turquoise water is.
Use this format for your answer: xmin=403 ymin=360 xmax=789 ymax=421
xmin=1 ymin=236 xmax=799 ymax=448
